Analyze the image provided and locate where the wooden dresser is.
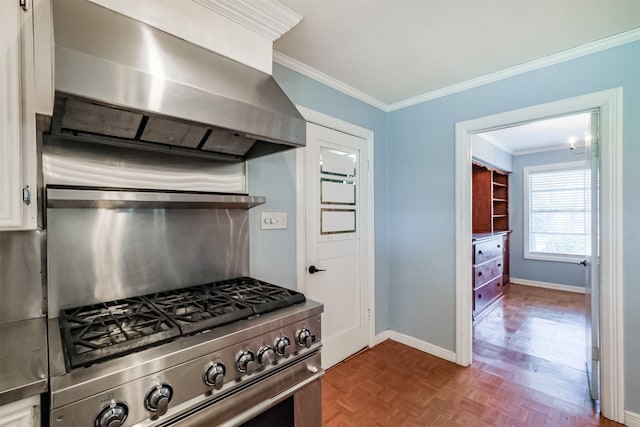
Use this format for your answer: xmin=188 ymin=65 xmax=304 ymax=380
xmin=472 ymin=232 xmax=509 ymax=318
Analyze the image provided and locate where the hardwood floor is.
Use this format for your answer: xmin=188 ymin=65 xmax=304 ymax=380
xmin=322 ymin=284 xmax=620 ymax=426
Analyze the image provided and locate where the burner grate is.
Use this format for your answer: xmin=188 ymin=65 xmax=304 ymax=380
xmin=59 ymin=277 xmax=306 ymax=368
xmin=144 ymin=286 xmax=255 ymax=335
xmin=60 ymin=298 xmax=181 ymax=369
xmin=213 ymin=277 xmax=306 ymax=315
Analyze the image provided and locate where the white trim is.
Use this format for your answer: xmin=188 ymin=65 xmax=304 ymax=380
xmin=625 ymin=410 xmax=640 ymax=427
xmin=275 ymin=28 xmax=640 ymax=113
xmin=384 ymin=332 xmax=457 ymax=363
xmin=455 ymin=88 xmax=624 ymax=422
xmin=523 ymin=161 xmax=590 ymax=262
xmin=510 ymin=278 xmax=586 ymax=294
xmin=193 ymin=0 xmax=302 ymax=41
xmin=295 ymin=105 xmax=378 ymax=350
xmin=374 ymin=330 xmax=391 ymax=346
xmin=273 ymin=51 xmax=389 ymax=112
xmin=513 ymin=144 xmax=572 ymax=156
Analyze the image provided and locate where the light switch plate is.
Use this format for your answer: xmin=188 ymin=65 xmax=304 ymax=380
xmin=261 ymin=212 xmax=287 ymax=230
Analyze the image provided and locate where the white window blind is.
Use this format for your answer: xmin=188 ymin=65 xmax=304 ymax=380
xmin=526 ymin=163 xmax=591 ymax=260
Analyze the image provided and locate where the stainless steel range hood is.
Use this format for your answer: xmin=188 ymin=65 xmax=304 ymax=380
xmin=50 ymin=0 xmax=306 ymax=161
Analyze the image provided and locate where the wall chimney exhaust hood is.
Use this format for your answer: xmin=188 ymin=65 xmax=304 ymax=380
xmin=50 ymin=0 xmax=306 ymax=161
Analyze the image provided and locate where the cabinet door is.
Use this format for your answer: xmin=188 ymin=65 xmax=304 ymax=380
xmin=0 ymin=396 xmax=40 ymax=427
xmin=0 ymin=0 xmax=39 ymax=229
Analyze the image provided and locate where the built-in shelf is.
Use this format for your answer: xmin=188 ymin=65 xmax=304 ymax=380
xmin=472 ymin=163 xmax=509 ymax=233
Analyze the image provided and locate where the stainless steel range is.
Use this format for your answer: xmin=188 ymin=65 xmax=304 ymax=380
xmin=48 ymin=277 xmax=322 ymax=427
xmin=44 ymin=172 xmax=323 ymax=426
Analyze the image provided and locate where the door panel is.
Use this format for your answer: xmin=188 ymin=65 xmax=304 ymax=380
xmin=305 ymin=123 xmax=368 ymax=369
xmin=585 ymin=110 xmax=600 ymax=401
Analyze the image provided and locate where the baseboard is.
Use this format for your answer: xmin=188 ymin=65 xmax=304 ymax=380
xmin=510 ymin=277 xmax=586 ymax=294
xmin=626 ymin=410 xmax=640 ymax=427
xmin=374 ymin=330 xmax=456 ymax=363
xmin=374 ymin=330 xmax=391 ymax=345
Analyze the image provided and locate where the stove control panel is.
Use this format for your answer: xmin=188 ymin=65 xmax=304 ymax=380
xmin=56 ymin=313 xmax=322 ymax=427
xmin=94 ymin=401 xmax=128 ymax=427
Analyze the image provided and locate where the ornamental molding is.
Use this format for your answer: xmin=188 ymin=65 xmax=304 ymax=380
xmin=193 ymin=0 xmax=302 ymax=41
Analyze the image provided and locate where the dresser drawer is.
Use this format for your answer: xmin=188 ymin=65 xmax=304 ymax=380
xmin=474 ymin=237 xmax=503 ymax=264
xmin=474 ymin=276 xmax=503 ymax=314
xmin=473 ymin=257 xmax=504 ymax=288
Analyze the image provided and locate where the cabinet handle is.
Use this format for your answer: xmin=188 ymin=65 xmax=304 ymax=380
xmin=478 ymin=294 xmax=482 ymax=299
xmin=496 ymin=282 xmax=500 ymax=287
xmin=478 ymin=250 xmax=483 ymax=255
xmin=478 ymin=272 xmax=482 ymax=276
xmin=497 ymin=264 xmax=502 ymax=268
xmin=497 ymin=244 xmax=501 ymax=248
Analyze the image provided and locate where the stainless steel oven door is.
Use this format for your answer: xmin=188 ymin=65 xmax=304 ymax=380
xmin=152 ymin=351 xmax=323 ymax=427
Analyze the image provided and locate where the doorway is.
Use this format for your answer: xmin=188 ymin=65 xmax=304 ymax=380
xmin=454 ymin=89 xmax=624 ymax=422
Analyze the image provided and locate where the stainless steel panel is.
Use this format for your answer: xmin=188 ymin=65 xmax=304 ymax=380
xmin=0 ymin=318 xmax=48 ymax=405
xmin=0 ymin=231 xmax=45 ymax=323
xmin=46 ymin=188 xmax=266 ymax=210
xmin=47 ymin=208 xmax=250 ymax=315
xmin=43 ymin=138 xmax=246 ymax=193
xmin=51 ymin=0 xmax=306 ymax=159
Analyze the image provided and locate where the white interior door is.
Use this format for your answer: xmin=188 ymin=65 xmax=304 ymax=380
xmin=305 ymin=123 xmax=369 ymax=369
xmin=585 ymin=110 xmax=600 ymax=401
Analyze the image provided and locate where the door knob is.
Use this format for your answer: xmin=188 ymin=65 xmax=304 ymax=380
xmin=308 ymin=265 xmax=326 ymax=274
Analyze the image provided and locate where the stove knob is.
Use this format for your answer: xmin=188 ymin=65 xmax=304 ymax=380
xmin=145 ymin=383 xmax=173 ymax=417
xmin=237 ymin=351 xmax=256 ymax=374
xmin=275 ymin=337 xmax=291 ymax=358
xmin=296 ymin=328 xmax=313 ymax=348
xmin=204 ymin=363 xmax=226 ymax=389
xmin=257 ymin=346 xmax=276 ymax=366
xmin=95 ymin=402 xmax=128 ymax=427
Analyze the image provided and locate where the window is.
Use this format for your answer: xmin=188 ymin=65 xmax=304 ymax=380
xmin=524 ymin=161 xmax=591 ymax=262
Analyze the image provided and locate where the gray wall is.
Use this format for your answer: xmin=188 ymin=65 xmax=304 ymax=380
xmin=248 ymin=40 xmax=639 ymax=412
xmin=386 ymin=41 xmax=639 ymax=411
xmin=510 ymin=149 xmax=587 ymax=287
xmin=248 ymin=62 xmax=390 ymax=333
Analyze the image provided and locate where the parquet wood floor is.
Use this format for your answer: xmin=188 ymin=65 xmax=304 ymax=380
xmin=321 ymin=284 xmax=621 ymax=426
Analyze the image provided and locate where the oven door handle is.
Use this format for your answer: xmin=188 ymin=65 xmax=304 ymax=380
xmin=219 ymin=371 xmax=324 ymax=427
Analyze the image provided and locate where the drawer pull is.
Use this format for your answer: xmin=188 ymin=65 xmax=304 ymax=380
xmin=496 ymin=282 xmax=500 ymax=287
xmin=497 ymin=264 xmax=502 ymax=267
xmin=497 ymin=244 xmax=501 ymax=248
xmin=478 ymin=272 xmax=483 ymax=276
xmin=478 ymin=294 xmax=482 ymax=299
xmin=478 ymin=250 xmax=483 ymax=255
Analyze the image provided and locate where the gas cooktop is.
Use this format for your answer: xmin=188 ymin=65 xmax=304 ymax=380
xmin=59 ymin=277 xmax=306 ymax=368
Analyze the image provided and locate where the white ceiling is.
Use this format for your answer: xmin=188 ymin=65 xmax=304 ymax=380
xmin=476 ymin=112 xmax=592 ymax=155
xmin=274 ymin=0 xmax=640 ymax=108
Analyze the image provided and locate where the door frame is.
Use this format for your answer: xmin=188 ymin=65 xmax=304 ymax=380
xmin=454 ymin=88 xmax=624 ymax=422
xmin=295 ymin=106 xmax=376 ymax=348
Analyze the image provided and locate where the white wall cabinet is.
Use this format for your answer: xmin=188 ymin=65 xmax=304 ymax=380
xmin=0 ymin=396 xmax=40 ymax=427
xmin=0 ymin=0 xmax=53 ymax=230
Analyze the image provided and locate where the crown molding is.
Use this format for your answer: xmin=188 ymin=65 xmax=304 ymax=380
xmin=275 ymin=28 xmax=640 ymax=112
xmin=193 ymin=0 xmax=302 ymax=41
xmin=273 ymin=51 xmax=389 ymax=112
xmin=512 ymin=144 xmax=576 ymax=156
